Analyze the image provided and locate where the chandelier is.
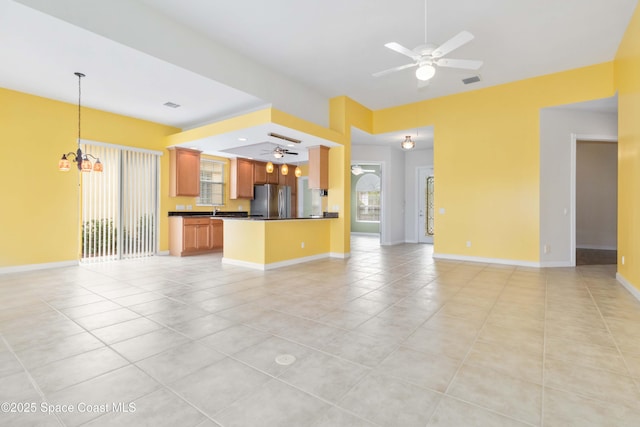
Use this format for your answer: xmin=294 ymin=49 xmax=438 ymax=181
xmin=58 ymin=72 xmax=103 ymax=172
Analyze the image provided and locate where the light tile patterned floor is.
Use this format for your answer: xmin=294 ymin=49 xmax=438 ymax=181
xmin=1 ymin=236 xmax=639 ymax=426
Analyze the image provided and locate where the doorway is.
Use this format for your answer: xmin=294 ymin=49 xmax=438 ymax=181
xmin=80 ymin=142 xmax=161 ymax=263
xmin=573 ymin=137 xmax=618 ymax=265
xmin=350 ymin=163 xmax=381 ymax=237
xmin=417 ymin=167 xmax=434 ymax=243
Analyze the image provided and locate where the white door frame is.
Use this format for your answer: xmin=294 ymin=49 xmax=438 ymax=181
xmin=417 ymin=167 xmax=434 ymax=243
xmin=570 ymin=133 xmax=617 ymax=266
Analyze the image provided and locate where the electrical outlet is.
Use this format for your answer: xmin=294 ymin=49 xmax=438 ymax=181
xmin=439 ymin=208 xmax=446 ymax=214
xmin=466 ymin=241 xmax=472 ymax=248
xmin=186 ymin=205 xmax=193 ymax=210
xmin=176 ymin=205 xmax=185 ymax=210
xmin=301 ymin=242 xmax=305 ymax=248
xmin=622 ymin=255 xmax=625 ymax=265
xmin=543 ymin=244 xmax=550 ymax=254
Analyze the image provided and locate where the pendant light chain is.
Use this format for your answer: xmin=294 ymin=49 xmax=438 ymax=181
xmin=77 ymin=72 xmax=83 ymax=144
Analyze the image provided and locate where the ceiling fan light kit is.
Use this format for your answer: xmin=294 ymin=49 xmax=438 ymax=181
xmin=372 ymin=0 xmax=482 ymax=85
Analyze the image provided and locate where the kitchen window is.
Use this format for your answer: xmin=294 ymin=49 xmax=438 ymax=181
xmin=197 ymin=159 xmax=224 ymax=206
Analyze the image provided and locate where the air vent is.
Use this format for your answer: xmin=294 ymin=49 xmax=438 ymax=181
xmin=268 ymin=132 xmax=301 ymax=144
xmin=163 ymin=101 xmax=181 ymax=108
xmin=462 ymin=76 xmax=481 ymax=85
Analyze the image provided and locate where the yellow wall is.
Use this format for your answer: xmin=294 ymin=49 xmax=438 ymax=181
xmin=0 ymin=88 xmax=177 ymax=267
xmin=615 ymin=3 xmax=640 ymax=291
xmin=374 ymin=63 xmax=614 ymax=262
xmin=222 ymin=219 xmax=331 ymax=266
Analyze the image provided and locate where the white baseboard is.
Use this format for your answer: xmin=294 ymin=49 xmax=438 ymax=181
xmin=616 ymin=272 xmax=640 ymax=303
xmin=222 ymin=253 xmax=331 ymax=270
xmin=0 ymin=260 xmax=78 ymax=275
xmin=433 ymin=252 xmax=541 ymax=268
xmin=156 ymin=250 xmax=170 ymax=256
xmin=330 ymin=252 xmax=350 ymax=259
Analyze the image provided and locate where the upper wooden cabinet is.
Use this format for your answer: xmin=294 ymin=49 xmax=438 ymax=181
xmin=168 ymin=147 xmax=201 ymax=197
xmin=308 ymin=146 xmax=329 ymax=190
xmin=266 ymin=164 xmax=279 ymax=184
xmin=278 ymin=165 xmax=297 ymax=189
xmin=230 ymin=158 xmax=254 ymax=199
xmin=254 ymin=161 xmax=267 ymax=184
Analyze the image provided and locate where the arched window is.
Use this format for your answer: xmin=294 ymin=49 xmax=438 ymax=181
xmin=355 ymin=173 xmax=381 ymax=222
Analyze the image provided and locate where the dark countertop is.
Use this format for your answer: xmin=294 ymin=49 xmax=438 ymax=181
xmin=168 ymin=211 xmax=248 ymax=218
xmin=224 ymin=215 xmax=338 ymax=221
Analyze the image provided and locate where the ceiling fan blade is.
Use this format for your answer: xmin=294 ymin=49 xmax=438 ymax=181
xmin=436 ymin=58 xmax=483 ymax=70
xmin=287 ymin=152 xmax=299 ymax=155
xmin=432 ymin=31 xmax=474 ymax=58
xmin=372 ymin=62 xmax=417 ymax=77
xmin=384 ymin=42 xmax=421 ymax=61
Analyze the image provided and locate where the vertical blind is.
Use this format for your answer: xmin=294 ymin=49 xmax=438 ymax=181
xmin=80 ymin=142 xmax=160 ymax=263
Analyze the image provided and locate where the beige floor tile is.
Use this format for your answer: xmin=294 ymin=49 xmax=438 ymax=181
xmin=83 ymin=388 xmax=206 ymax=427
xmin=73 ymin=308 xmax=141 ymax=330
xmin=427 ymin=396 xmax=532 ymax=427
xmin=45 ymin=365 xmax=160 ymax=426
xmin=447 ymin=363 xmax=542 ymax=425
xmin=337 ymin=372 xmax=442 ymax=427
xmin=136 ymin=341 xmax=226 ymax=384
xmin=16 ymin=332 xmax=105 ymax=370
xmin=401 ymin=324 xmax=477 ymax=360
xmin=232 ymin=335 xmax=315 ymax=376
xmin=545 ymin=321 xmax=617 ymax=348
xmin=278 ymin=352 xmax=369 ymax=403
xmin=545 ymin=336 xmax=629 ymax=375
xmin=90 ymin=317 xmax=163 ymax=344
xmin=311 ymin=406 xmax=378 ymax=427
xmin=170 ymin=357 xmax=270 ymax=417
xmin=465 ymin=339 xmax=543 ymax=384
xmin=376 ymin=346 xmax=460 ymax=392
xmin=197 ymin=324 xmax=270 ymax=355
xmin=544 ymin=357 xmax=640 ymax=405
xmin=543 ymin=387 xmax=640 ymax=427
xmin=322 ymin=331 xmax=399 ymax=367
xmin=30 ymin=347 xmax=129 ymax=393
xmin=214 ymin=379 xmax=329 ymax=427
xmin=110 ymin=329 xmax=191 ymax=362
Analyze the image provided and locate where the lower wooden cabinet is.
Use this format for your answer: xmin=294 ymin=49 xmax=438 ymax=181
xmin=169 ymin=217 xmax=223 ymax=256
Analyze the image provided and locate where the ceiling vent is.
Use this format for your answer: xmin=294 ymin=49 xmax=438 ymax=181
xmin=268 ymin=132 xmax=301 ymax=144
xmin=462 ymin=75 xmax=481 ymax=85
xmin=163 ymin=101 xmax=181 ymax=108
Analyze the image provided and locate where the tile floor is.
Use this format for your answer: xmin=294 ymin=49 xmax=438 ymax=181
xmin=1 ymin=236 xmax=639 ymax=426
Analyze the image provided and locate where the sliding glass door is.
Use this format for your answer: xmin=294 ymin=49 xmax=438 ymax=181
xmin=80 ymin=141 xmax=161 ymax=263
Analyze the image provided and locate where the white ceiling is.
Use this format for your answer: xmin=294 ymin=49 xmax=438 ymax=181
xmin=1 ymin=0 xmax=633 ymax=157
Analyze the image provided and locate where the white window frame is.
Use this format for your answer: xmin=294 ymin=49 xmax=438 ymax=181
xmin=197 ymin=159 xmax=225 ymax=206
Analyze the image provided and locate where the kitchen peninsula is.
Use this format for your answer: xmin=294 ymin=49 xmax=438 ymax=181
xmin=222 ymin=216 xmax=336 ymax=270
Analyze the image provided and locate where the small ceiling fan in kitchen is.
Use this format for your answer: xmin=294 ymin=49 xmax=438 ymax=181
xmin=372 ymin=0 xmax=483 ymax=86
xmin=261 ymin=144 xmax=299 ymax=159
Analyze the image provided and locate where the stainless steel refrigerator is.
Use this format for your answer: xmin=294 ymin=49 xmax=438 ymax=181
xmin=250 ymin=184 xmax=291 ymax=218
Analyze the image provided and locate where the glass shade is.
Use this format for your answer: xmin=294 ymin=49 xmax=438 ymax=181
xmin=266 ymin=161 xmax=274 ymax=173
xmin=93 ymin=159 xmax=103 ymax=172
xmin=58 ymin=155 xmax=70 ymax=171
xmin=81 ymin=156 xmax=93 ymax=172
xmin=401 ymin=136 xmax=415 ymax=150
xmin=280 ymin=164 xmax=288 ymax=175
xmin=415 ymin=64 xmax=436 ymax=81
xmin=294 ymin=166 xmax=302 ymax=177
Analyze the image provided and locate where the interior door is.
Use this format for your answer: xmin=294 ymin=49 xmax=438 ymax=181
xmin=418 ymin=167 xmax=434 ymax=243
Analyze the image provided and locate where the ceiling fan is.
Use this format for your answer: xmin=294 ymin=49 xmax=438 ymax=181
xmin=261 ymin=144 xmax=299 ymax=159
xmin=373 ymin=0 xmax=482 ymax=85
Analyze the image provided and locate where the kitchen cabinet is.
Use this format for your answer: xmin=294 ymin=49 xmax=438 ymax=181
xmin=169 ymin=217 xmax=223 ymax=256
xmin=278 ymin=165 xmax=297 ymax=189
xmin=308 ymin=146 xmax=329 ymax=190
xmin=230 ymin=158 xmax=254 ymax=199
xmin=168 ymin=147 xmax=201 ymax=197
xmin=211 ymin=219 xmax=223 ymax=249
xmin=266 ymin=164 xmax=279 ymax=184
xmin=253 ymin=161 xmax=267 ymax=184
